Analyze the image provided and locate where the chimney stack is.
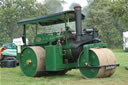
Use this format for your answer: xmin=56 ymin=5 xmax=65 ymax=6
xmin=74 ymin=6 xmax=82 ymax=41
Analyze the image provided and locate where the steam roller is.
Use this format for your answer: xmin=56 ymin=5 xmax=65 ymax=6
xmin=17 ymin=6 xmax=119 ymax=78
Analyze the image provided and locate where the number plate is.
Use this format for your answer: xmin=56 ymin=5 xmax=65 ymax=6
xmin=105 ymin=65 xmax=116 ymax=70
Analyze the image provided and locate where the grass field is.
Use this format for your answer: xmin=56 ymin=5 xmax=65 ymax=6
xmin=0 ymin=49 xmax=128 ymax=85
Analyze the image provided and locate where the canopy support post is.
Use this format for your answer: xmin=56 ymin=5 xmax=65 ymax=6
xmin=36 ymin=24 xmax=38 ymax=34
xmin=64 ymin=14 xmax=68 ymax=44
xmin=23 ymin=25 xmax=26 ymax=45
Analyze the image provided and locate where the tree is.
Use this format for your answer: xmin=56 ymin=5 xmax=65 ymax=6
xmin=111 ymin=0 xmax=128 ymax=32
xmin=44 ymin=0 xmax=64 ymax=14
xmin=0 ymin=0 xmax=47 ymax=44
xmin=83 ymin=0 xmax=125 ymax=48
xmin=43 ymin=0 xmax=65 ymax=33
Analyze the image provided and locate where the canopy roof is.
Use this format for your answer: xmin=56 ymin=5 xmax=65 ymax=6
xmin=17 ymin=10 xmax=85 ymax=26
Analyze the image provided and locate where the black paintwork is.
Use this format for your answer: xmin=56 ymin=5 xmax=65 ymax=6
xmin=70 ymin=28 xmax=101 ymax=61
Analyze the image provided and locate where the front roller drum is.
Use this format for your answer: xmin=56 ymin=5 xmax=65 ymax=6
xmin=78 ymin=48 xmax=116 ymax=78
xmin=19 ymin=46 xmax=45 ymax=77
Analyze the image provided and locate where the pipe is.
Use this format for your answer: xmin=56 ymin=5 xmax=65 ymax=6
xmin=74 ymin=6 xmax=82 ymax=41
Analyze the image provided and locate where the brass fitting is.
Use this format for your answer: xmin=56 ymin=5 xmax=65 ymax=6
xmin=85 ymin=63 xmax=88 ymax=66
xmin=57 ymin=39 xmax=61 ymax=45
xmin=26 ymin=60 xmax=32 ymax=65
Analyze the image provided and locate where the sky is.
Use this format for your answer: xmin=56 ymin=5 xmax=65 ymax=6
xmin=62 ymin=0 xmax=88 ymax=10
xmin=37 ymin=0 xmax=88 ymax=11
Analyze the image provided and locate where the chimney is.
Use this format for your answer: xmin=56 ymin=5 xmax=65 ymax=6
xmin=74 ymin=6 xmax=82 ymax=41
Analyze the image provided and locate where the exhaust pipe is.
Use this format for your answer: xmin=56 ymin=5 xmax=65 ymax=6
xmin=74 ymin=6 xmax=82 ymax=41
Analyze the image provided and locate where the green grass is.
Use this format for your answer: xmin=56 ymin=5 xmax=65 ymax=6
xmin=0 ymin=49 xmax=128 ymax=85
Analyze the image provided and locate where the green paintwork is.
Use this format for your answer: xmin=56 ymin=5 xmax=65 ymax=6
xmin=45 ymin=45 xmax=78 ymax=71
xmin=17 ymin=41 xmax=109 ymax=78
xmin=19 ymin=47 xmax=37 ymax=77
xmin=17 ymin=11 xmax=85 ymax=26
xmin=18 ymin=15 xmax=60 ymax=25
xmin=79 ymin=50 xmax=99 ymax=78
xmin=34 ymin=33 xmax=62 ymax=45
xmin=45 ymin=45 xmax=63 ymax=71
xmin=78 ymin=43 xmax=108 ymax=78
xmin=63 ymin=43 xmax=73 ymax=59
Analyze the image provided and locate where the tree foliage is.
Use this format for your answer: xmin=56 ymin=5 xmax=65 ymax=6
xmin=83 ymin=0 xmax=128 ymax=48
xmin=0 ymin=0 xmax=128 ymax=48
xmin=44 ymin=0 xmax=64 ymax=14
xmin=0 ymin=0 xmax=47 ymax=44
